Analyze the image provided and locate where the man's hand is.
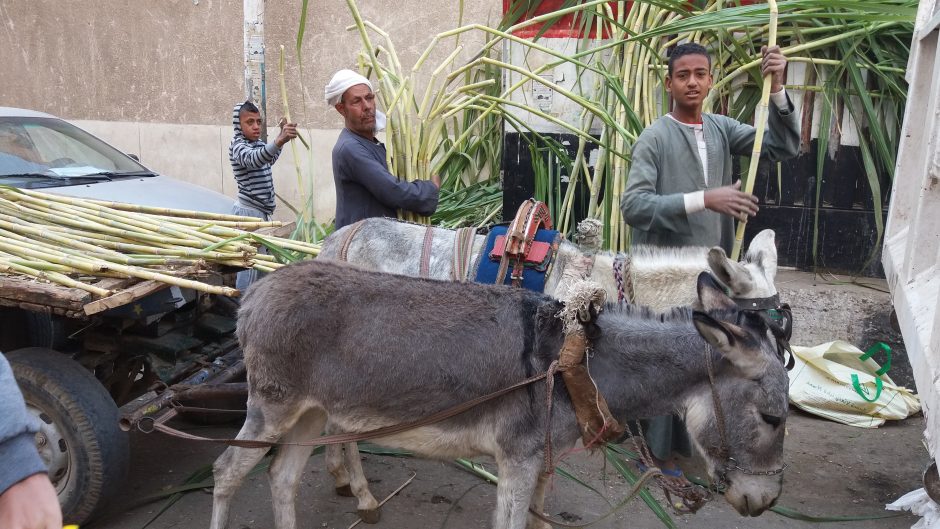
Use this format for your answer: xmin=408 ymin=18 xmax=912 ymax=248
xmin=0 ymin=473 xmax=62 ymax=529
xmin=430 ymin=174 xmax=441 ymax=189
xmin=704 ymin=180 xmax=759 ymax=221
xmin=761 ymin=45 xmax=788 ymax=93
xmin=274 ymin=120 xmax=298 ymax=148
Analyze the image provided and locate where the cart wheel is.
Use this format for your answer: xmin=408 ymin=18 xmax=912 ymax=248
xmin=924 ymin=461 xmax=940 ymax=503
xmin=7 ymin=347 xmax=129 ymax=525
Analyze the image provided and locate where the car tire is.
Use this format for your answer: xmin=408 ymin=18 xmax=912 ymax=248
xmin=24 ymin=310 xmax=71 ymax=350
xmin=7 ymin=347 xmax=129 ymax=525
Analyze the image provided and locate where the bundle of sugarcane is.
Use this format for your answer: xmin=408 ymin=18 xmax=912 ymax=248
xmin=0 ymin=187 xmax=320 ymax=298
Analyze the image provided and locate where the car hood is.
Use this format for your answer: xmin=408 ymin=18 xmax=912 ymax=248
xmin=43 ymin=175 xmax=234 ymax=215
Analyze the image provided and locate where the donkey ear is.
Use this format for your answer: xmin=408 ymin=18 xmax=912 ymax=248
xmin=696 ymin=272 xmax=737 ymax=311
xmin=707 ymin=247 xmax=756 ymax=297
xmin=692 ymin=311 xmax=736 ymax=350
xmin=744 ymin=229 xmax=778 ymax=284
xmin=693 ymin=311 xmax=768 ymax=377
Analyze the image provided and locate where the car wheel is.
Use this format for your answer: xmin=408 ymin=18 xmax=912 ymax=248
xmin=7 ymin=347 xmax=129 ymax=525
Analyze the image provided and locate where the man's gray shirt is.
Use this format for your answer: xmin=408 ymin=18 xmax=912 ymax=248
xmin=332 ymin=128 xmax=439 ymax=229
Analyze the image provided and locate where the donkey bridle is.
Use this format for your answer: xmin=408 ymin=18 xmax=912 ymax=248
xmin=733 ymin=293 xmax=795 ymax=371
xmin=704 ymin=339 xmax=788 ymax=493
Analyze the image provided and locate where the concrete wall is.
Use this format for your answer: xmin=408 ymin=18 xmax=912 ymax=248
xmin=1 ymin=0 xmax=499 ymax=222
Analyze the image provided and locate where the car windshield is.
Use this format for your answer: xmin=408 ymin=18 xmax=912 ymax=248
xmin=0 ymin=116 xmax=151 ymax=180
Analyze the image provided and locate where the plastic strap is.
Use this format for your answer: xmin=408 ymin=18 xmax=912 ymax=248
xmin=851 ymin=342 xmax=892 ymax=403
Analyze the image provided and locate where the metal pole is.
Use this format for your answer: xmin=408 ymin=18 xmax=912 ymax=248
xmin=244 ymin=0 xmax=267 ymax=141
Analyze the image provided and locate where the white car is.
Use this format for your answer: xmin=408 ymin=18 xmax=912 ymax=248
xmin=0 ymin=106 xmax=232 ymax=212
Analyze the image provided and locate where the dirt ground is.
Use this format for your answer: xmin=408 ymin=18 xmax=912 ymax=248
xmin=89 ymin=269 xmax=931 ymax=529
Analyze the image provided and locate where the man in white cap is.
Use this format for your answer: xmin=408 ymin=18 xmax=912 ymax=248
xmin=326 ymin=69 xmax=440 ymax=229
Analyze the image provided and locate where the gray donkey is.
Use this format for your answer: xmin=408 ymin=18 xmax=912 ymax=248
xmin=211 ymin=260 xmax=788 ymax=529
xmin=318 ymin=217 xmax=783 ymax=516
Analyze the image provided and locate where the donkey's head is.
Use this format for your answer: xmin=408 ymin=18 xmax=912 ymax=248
xmin=686 ymin=272 xmax=788 ymax=516
xmin=707 ymin=229 xmax=778 ymax=299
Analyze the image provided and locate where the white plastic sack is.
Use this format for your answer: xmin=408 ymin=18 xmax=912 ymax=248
xmin=788 ymin=340 xmax=920 ymax=428
xmin=886 ymin=488 xmax=940 ymax=529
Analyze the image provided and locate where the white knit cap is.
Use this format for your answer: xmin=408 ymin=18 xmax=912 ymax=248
xmin=325 ymin=69 xmax=373 ymax=106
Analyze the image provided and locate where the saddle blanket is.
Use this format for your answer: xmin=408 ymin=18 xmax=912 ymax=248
xmin=474 ymin=226 xmax=561 ymax=292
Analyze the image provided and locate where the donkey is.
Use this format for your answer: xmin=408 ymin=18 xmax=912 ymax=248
xmin=317 ymin=217 xmax=780 ymax=312
xmin=211 ymin=260 xmax=789 ymax=529
xmin=316 ymin=217 xmax=783 ymax=516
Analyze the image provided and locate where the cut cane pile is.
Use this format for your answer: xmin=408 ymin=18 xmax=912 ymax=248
xmin=0 ymin=186 xmax=320 ymax=298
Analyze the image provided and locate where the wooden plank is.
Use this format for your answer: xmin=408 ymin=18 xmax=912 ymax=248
xmin=93 ymin=277 xmax=138 ymax=291
xmin=83 ymin=279 xmax=170 ymax=316
xmin=256 ymin=221 xmax=296 ymax=239
xmin=0 ymin=274 xmax=90 ymax=311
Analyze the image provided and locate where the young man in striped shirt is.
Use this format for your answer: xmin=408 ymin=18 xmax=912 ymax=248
xmin=229 ymin=100 xmax=297 ymax=291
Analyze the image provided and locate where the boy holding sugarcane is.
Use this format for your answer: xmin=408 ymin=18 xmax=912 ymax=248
xmin=326 ymin=69 xmax=440 ymax=230
xmin=620 ymin=42 xmax=800 ymax=495
xmin=228 ymin=100 xmax=297 ymax=291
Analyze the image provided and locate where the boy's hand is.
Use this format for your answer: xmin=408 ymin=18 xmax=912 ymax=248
xmin=430 ymin=174 xmax=441 ymax=188
xmin=704 ymin=180 xmax=759 ymax=221
xmin=275 ymin=120 xmax=298 ymax=148
xmin=761 ymin=45 xmax=788 ymax=93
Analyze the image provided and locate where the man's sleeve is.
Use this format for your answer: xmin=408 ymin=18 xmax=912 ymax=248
xmin=620 ymin=131 xmax=692 ymax=235
xmin=0 ymin=354 xmax=46 ymax=496
xmin=339 ymin=142 xmax=439 ymax=216
xmin=726 ymin=90 xmax=801 ymax=161
xmin=231 ymin=141 xmax=281 ymax=169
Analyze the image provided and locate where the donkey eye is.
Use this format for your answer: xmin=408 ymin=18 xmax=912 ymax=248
xmin=760 ymin=413 xmax=781 ymax=427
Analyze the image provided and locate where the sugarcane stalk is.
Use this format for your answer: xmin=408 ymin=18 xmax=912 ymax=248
xmin=0 ymin=197 xmax=204 ymax=248
xmin=13 ymin=189 xmax=273 ymax=222
xmin=0 ymin=252 xmax=85 ymax=274
xmin=0 ymin=238 xmax=108 ymax=273
xmin=0 ymin=219 xmax=133 ymax=261
xmin=0 ymin=259 xmax=111 ymax=296
xmin=279 ymin=44 xmax=311 ymax=234
xmin=731 ymin=0 xmax=778 ymax=261
xmin=0 ymin=227 xmax=128 ymax=267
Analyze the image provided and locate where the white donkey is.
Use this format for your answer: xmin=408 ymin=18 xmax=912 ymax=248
xmin=314 ymin=217 xmax=783 ymax=522
xmin=318 ymin=218 xmax=779 ymax=312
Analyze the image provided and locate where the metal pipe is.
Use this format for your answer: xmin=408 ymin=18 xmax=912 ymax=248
xmin=244 ymin=0 xmax=267 ymax=141
xmin=119 ymin=348 xmax=245 ymax=431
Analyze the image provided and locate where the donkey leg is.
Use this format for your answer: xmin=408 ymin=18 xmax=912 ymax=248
xmin=342 ymin=440 xmax=381 ymax=523
xmin=211 ymin=401 xmax=296 ymax=529
xmin=324 ymin=421 xmax=353 ymax=497
xmin=269 ymin=408 xmax=328 ymax=529
xmin=493 ymin=454 xmax=542 ymax=529
xmin=526 ymin=471 xmax=553 ymax=529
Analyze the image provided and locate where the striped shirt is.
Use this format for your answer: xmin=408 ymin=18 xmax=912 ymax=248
xmin=229 ymin=104 xmax=282 ymax=215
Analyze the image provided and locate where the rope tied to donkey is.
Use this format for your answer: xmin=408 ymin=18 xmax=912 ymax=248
xmin=573 ymin=217 xmax=603 ymax=253
xmin=549 ymin=281 xmax=624 ymax=464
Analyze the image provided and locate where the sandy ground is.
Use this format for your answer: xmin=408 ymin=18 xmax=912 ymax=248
xmin=88 ymin=269 xmax=931 ymax=529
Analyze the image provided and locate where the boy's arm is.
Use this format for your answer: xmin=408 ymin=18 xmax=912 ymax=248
xmin=231 ymin=140 xmax=281 ymax=169
xmin=620 ymin=132 xmax=692 ymax=235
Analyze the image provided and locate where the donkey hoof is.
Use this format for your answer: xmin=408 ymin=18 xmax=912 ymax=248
xmin=357 ymin=508 xmax=381 ymax=524
xmin=335 ymin=484 xmax=354 ymax=497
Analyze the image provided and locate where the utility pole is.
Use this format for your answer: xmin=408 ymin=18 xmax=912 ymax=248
xmin=243 ymin=0 xmax=266 ymax=140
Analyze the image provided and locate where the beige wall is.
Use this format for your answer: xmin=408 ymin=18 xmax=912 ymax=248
xmin=2 ymin=0 xmax=499 ymax=222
